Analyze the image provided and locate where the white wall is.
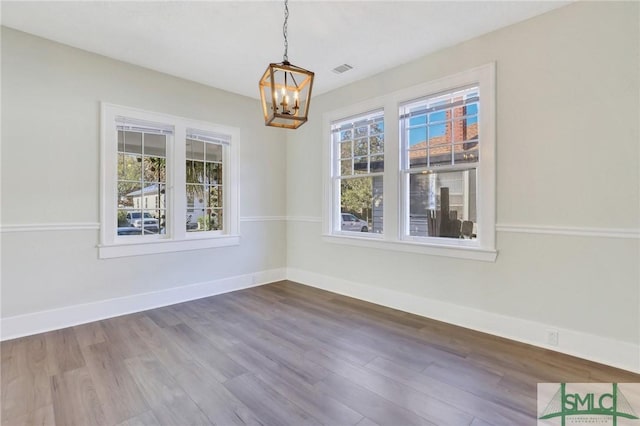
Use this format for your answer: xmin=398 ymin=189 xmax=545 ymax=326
xmin=1 ymin=2 xmax=639 ymax=372
xmin=285 ymin=2 xmax=640 ymax=371
xmin=0 ymin=28 xmax=287 ymax=331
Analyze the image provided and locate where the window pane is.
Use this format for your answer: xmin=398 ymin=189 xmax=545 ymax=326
xmin=408 ymin=127 xmax=426 ymax=148
xmin=409 ymin=112 xmax=426 ymax=126
xmin=186 ymin=139 xmax=205 ymax=161
xmin=144 ymin=134 xmax=166 ymax=157
xmin=340 ymin=142 xmax=352 ymax=159
xmin=211 ymin=208 xmax=223 ymax=231
xmin=186 ymin=185 xmax=205 ymax=207
xmin=370 ymin=135 xmax=384 ymax=155
xmin=408 ymin=169 xmax=477 ymax=239
xmin=141 ymin=210 xmax=161 ymax=234
xmin=207 ymin=162 xmax=222 ymax=185
xmin=340 ymin=176 xmax=383 ymax=233
xmin=370 ymin=155 xmax=384 ymax=173
xmin=186 ymin=210 xmax=199 ymax=231
xmin=429 ymin=110 xmax=447 ymax=124
xmin=354 ymin=157 xmax=368 ymax=174
xmin=340 ymin=159 xmax=352 ymax=176
xmin=370 ymin=120 xmax=384 ymax=135
xmin=187 ymin=206 xmax=207 ymax=232
xmin=200 ymin=212 xmax=214 ymax=231
xmin=408 ymin=149 xmax=427 ymax=168
xmin=429 ymin=145 xmax=453 ymax=166
xmin=208 ymin=186 xmax=222 ymax=208
xmin=144 ymin=157 xmax=166 ymax=182
xmin=157 ymin=210 xmax=167 ymax=234
xmin=205 ymin=143 xmax=222 ymax=162
xmin=186 ymin=160 xmax=205 ymax=184
xmin=452 ymin=117 xmax=479 ymax=144
xmin=428 ymin=123 xmax=449 ymax=146
xmin=466 ymin=120 xmax=479 ymax=141
xmin=118 ymin=154 xmax=142 ymax=181
xmin=340 ymin=129 xmax=352 ymax=141
xmin=118 ymin=131 xmax=142 ymax=154
xmin=454 ymin=143 xmax=479 ymax=164
xmin=354 ymin=138 xmax=368 ymax=156
xmin=118 ymin=182 xmax=141 ymax=208
xmin=186 ymin=184 xmax=206 ymax=232
xmin=117 ymin=210 xmax=141 ymax=236
xmin=354 ymin=126 xmax=367 ymax=138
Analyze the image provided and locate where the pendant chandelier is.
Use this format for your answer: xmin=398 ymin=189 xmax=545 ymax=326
xmin=259 ymin=0 xmax=314 ymax=129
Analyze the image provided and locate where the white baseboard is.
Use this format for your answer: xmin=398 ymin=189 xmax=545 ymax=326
xmin=0 ymin=268 xmax=286 ymax=341
xmin=286 ymin=267 xmax=640 ymax=374
xmin=3 ymin=265 xmax=637 ymax=374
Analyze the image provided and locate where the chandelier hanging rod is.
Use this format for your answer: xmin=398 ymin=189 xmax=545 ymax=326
xmin=283 ymin=0 xmax=289 ymax=63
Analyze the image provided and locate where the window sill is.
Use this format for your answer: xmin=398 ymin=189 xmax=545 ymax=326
xmin=322 ymin=234 xmax=497 ymax=262
xmin=98 ymin=235 xmax=240 ymax=259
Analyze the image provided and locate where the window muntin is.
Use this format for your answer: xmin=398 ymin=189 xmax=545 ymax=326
xmin=401 ymin=86 xmax=480 ymax=241
xmin=332 ymin=110 xmax=384 ymax=234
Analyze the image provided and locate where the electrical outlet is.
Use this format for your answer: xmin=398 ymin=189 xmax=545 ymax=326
xmin=547 ymin=330 xmax=559 ymax=346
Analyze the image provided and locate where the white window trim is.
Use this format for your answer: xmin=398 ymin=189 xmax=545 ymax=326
xmin=99 ymin=103 xmax=240 ymax=258
xmin=324 ymin=103 xmax=385 ymax=239
xmin=323 ymin=63 xmax=497 ymax=262
xmin=329 ymin=109 xmax=385 ymax=238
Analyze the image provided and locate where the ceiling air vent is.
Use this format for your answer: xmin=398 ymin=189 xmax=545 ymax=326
xmin=332 ymin=64 xmax=353 ymax=74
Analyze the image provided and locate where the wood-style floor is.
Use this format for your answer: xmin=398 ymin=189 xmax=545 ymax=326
xmin=2 ymin=281 xmax=639 ymax=426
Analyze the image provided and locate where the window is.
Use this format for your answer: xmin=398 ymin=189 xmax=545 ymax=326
xmin=324 ymin=64 xmax=496 ymax=261
xmin=330 ymin=110 xmax=384 ymax=235
xmin=400 ymin=86 xmax=480 ymax=242
xmin=101 ymin=104 xmax=239 ymax=258
xmin=185 ymin=130 xmax=226 ymax=233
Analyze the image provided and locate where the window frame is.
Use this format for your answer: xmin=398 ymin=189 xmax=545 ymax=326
xmin=323 ymin=63 xmax=496 ymax=261
xmin=100 ymin=103 xmax=240 ymax=258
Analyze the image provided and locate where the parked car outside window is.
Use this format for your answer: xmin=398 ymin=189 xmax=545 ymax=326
xmin=124 ymin=212 xmax=159 ymax=234
xmin=341 ymin=213 xmax=369 ymax=232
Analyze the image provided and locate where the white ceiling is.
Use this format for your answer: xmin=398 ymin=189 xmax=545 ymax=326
xmin=1 ymin=1 xmax=570 ymax=99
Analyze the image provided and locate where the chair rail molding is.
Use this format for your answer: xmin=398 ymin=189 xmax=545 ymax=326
xmin=5 ymin=220 xmax=635 ymax=239
xmin=285 ymin=216 xmax=323 ymax=223
xmin=0 ymin=223 xmax=101 ymax=233
xmin=496 ymin=223 xmax=640 ymax=239
xmin=239 ymin=216 xmax=287 ymax=222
